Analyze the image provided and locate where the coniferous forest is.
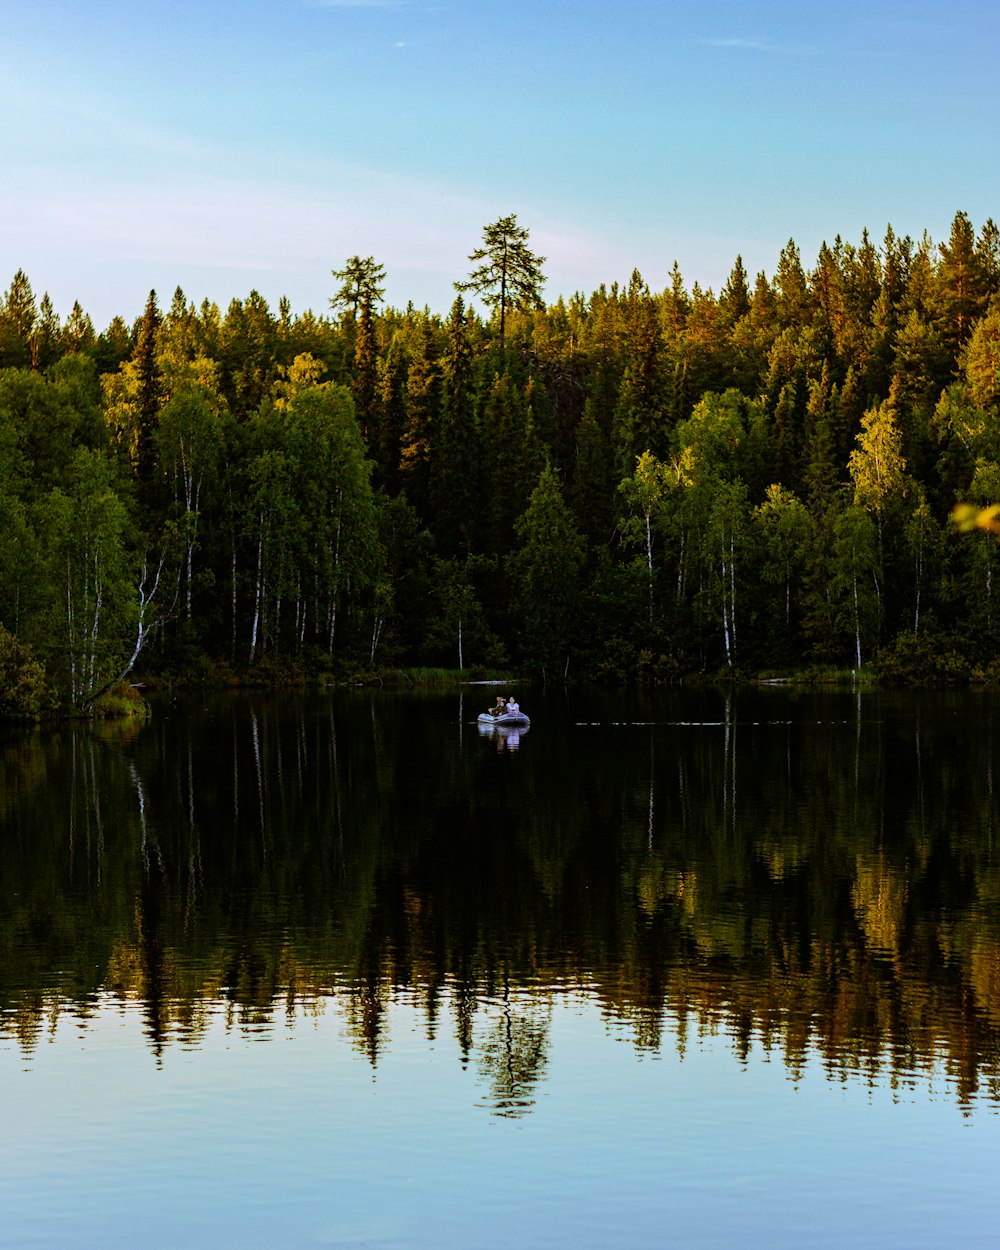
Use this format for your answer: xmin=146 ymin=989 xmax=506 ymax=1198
xmin=2 ymin=210 xmax=1000 ymax=713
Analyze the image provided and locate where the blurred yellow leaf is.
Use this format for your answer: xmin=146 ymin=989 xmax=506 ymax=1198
xmin=952 ymin=502 xmax=1000 ymax=533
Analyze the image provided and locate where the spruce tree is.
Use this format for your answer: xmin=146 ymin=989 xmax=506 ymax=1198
xmin=431 ymin=298 xmax=480 ymax=555
xmin=398 ymin=317 xmax=439 ymax=519
xmin=719 ymin=255 xmax=751 ymax=329
xmin=133 ymin=289 xmax=164 ymax=501
xmin=373 ymin=336 xmax=408 ymax=493
xmin=508 ymin=463 xmax=585 ymax=679
xmin=0 ymin=269 xmax=36 ymax=369
xmin=936 ymin=211 xmax=988 ymax=355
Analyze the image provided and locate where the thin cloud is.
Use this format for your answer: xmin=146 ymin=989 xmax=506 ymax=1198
xmin=305 ymin=1 xmax=406 ymax=8
xmin=700 ymin=37 xmax=817 ymax=55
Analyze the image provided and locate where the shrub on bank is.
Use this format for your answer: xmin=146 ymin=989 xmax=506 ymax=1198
xmin=0 ymin=626 xmax=53 ymax=720
xmin=89 ymin=682 xmax=149 ymax=719
xmin=872 ymin=632 xmax=971 ymax=687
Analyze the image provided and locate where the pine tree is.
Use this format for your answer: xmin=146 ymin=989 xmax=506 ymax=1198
xmin=455 ymin=214 xmax=545 ymax=351
xmin=330 ymin=255 xmax=386 ymax=323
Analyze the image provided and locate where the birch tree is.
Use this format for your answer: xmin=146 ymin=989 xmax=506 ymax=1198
xmin=155 ymin=357 xmax=227 ymax=623
xmin=619 ymin=450 xmax=674 ymax=628
xmin=755 ymin=483 xmax=810 ymax=633
xmin=830 ymin=506 xmax=881 ymax=669
xmin=35 ymin=449 xmax=174 ymax=710
xmin=849 ymin=394 xmax=908 ymax=546
xmin=243 ymin=381 xmax=380 ymax=661
xmin=703 ymin=479 xmax=753 ymax=670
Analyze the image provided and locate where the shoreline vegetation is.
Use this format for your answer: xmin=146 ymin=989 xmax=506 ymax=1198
xmin=41 ymin=653 xmax=1000 ymax=726
xmin=3 ymin=210 xmax=1000 ymax=718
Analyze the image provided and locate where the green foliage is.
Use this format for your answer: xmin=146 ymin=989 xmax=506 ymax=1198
xmin=0 ymin=625 xmax=52 ymax=719
xmin=0 ymin=269 xmax=36 ymax=368
xmin=423 ymin=554 xmax=505 ymax=670
xmin=5 ymin=209 xmax=1000 ymax=695
xmin=38 ymin=451 xmax=129 ymax=690
xmin=89 ymin=680 xmax=148 ymax=719
xmin=830 ymin=505 xmax=882 ymax=668
xmin=849 ymin=391 xmax=909 ymax=528
xmin=963 ymin=301 xmax=1000 ymax=412
xmin=508 ymin=464 xmax=585 ymax=679
xmin=872 ymin=631 xmax=971 ymax=686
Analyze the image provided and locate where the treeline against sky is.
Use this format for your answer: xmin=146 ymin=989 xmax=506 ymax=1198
xmin=2 ymin=209 xmax=1000 ymax=706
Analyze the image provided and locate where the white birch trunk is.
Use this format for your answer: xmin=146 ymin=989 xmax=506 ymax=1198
xmin=250 ymin=519 xmax=265 ymax=663
xmin=853 ymin=570 xmax=862 ymax=669
xmin=720 ymin=535 xmax=732 ymax=668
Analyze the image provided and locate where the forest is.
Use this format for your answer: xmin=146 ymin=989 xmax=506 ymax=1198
xmin=2 ymin=209 xmax=1000 ymax=713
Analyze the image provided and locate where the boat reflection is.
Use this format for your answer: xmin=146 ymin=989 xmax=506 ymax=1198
xmin=477 ymin=722 xmax=528 ymax=751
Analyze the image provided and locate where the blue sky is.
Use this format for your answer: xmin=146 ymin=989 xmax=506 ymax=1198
xmin=2 ymin=0 xmax=998 ymax=328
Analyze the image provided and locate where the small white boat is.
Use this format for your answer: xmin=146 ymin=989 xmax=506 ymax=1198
xmin=477 ymin=711 xmax=530 ymax=727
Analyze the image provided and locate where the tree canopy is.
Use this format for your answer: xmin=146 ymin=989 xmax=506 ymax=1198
xmin=3 ymin=209 xmax=1000 ymax=709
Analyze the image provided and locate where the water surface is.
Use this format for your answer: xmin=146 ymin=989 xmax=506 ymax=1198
xmin=2 ymin=686 xmax=999 ymax=1248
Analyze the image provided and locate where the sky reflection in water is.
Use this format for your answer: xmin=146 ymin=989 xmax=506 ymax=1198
xmin=1 ymin=687 xmax=1000 ymax=1248
xmin=2 ymin=989 xmax=997 ymax=1250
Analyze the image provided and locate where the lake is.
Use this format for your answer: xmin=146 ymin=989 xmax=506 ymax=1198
xmin=1 ymin=685 xmax=999 ymax=1249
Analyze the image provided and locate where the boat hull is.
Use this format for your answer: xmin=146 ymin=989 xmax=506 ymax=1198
xmin=477 ymin=712 xmax=530 ymax=727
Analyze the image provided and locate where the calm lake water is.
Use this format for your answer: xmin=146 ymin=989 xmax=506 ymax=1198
xmin=2 ymin=685 xmax=999 ymax=1249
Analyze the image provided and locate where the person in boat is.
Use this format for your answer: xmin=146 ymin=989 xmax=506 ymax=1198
xmin=490 ymin=694 xmax=507 ymax=718
xmin=506 ymin=696 xmax=520 ymax=717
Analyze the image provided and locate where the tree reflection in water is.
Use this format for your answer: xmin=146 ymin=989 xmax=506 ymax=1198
xmin=475 ymin=982 xmax=551 ymax=1117
xmin=1 ymin=686 xmax=1000 ymax=1112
